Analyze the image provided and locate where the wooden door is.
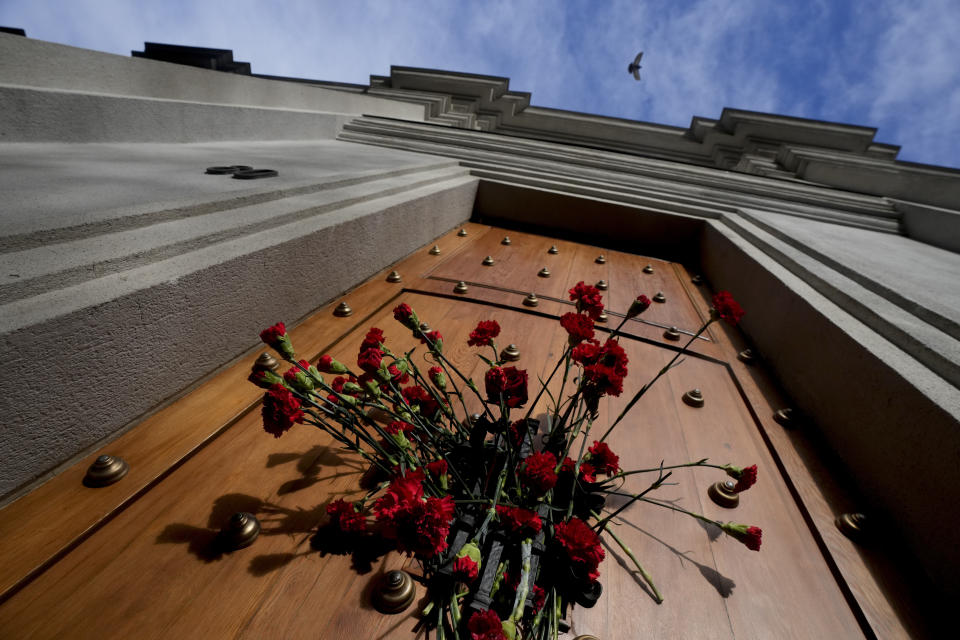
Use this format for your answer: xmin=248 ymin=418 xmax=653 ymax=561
xmin=0 ymin=224 xmax=886 ymax=639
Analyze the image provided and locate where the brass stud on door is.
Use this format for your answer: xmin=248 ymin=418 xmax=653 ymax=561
xmin=252 ymin=352 xmax=279 ymax=373
xmin=682 ymin=388 xmax=704 ymax=407
xmin=419 ymin=322 xmax=431 ymax=333
xmin=653 ymin=291 xmax=666 ymax=303
xmin=774 ymin=408 xmax=795 ymax=427
xmin=548 ymin=245 xmax=559 ymax=254
xmin=707 ymin=480 xmax=740 ymax=508
xmin=595 ymin=279 xmax=608 ymax=290
xmin=334 ymin=302 xmax=353 ymax=317
xmin=663 ymin=326 xmax=681 ymax=341
xmin=429 ymin=245 xmax=441 ymax=255
xmin=453 ymin=281 xmax=469 ymax=294
xmin=595 ymin=254 xmax=606 ymax=264
xmin=501 ymin=236 xmax=512 ymax=246
xmin=538 ymin=267 xmax=551 ymax=278
xmin=83 ymin=454 xmax=129 ymax=487
xmin=372 ymin=570 xmax=416 ymax=614
xmin=835 ymin=512 xmax=867 ymax=541
xmin=738 ymin=348 xmax=756 ymax=364
xmin=692 ymin=274 xmax=703 ymax=285
xmin=502 ymin=344 xmax=521 ymax=362
xmin=597 ymin=310 xmax=608 ymax=323
xmin=457 ymin=228 xmax=468 ymax=237
xmin=523 ymin=293 xmax=539 ymax=307
xmin=482 ymin=255 xmax=495 ymax=266
xmin=219 ymin=512 xmax=261 ymax=551
xmin=386 ymin=270 xmax=402 ymax=283
xmin=643 ymin=265 xmax=654 ymax=274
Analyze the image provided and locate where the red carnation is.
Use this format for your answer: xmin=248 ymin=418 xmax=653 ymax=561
xmin=571 ymin=339 xmax=601 ymax=365
xmin=519 ymin=451 xmax=558 ymax=493
xmin=385 ymin=363 xmax=410 ymax=385
xmin=248 ymin=368 xmax=283 ymax=389
xmin=419 ymin=329 xmax=443 ymax=353
xmin=402 ymin=385 xmax=441 ymax=417
xmin=259 ymin=322 xmax=285 ymax=346
xmin=283 ymin=359 xmax=316 ymax=392
xmin=393 ymin=303 xmax=418 ymax=330
xmin=377 ymin=471 xmax=455 ymax=556
xmin=587 ymin=440 xmax=621 ymax=476
xmin=508 ymin=418 xmax=530 ymax=447
xmin=627 ymin=294 xmax=652 ymax=318
xmin=581 ymin=339 xmax=629 ymax=397
xmin=554 ymin=516 xmax=605 ymax=582
xmin=385 ymin=420 xmax=415 ymax=435
xmin=560 ymin=312 xmax=595 ymax=345
xmin=569 ymin=281 xmax=604 ymax=320
xmin=711 ymin=291 xmax=745 ymax=326
xmin=485 ymin=366 xmax=529 ymax=408
xmin=530 ymin=584 xmax=546 ymax=614
xmin=468 ymin=320 xmax=501 ymax=347
xmin=357 ymin=348 xmax=384 ymax=373
xmin=328 ymin=375 xmax=360 ymax=405
xmin=468 ymin=610 xmax=506 ymax=640
xmin=360 ymin=327 xmax=386 ymax=352
xmin=452 ymin=555 xmax=479 ymax=583
xmin=721 ymin=522 xmax=763 ymax=551
xmin=496 ymin=505 xmax=543 ymax=537
xmin=426 ymin=459 xmax=448 ymax=478
xmin=259 ymin=321 xmax=295 ymax=359
xmin=326 ymin=498 xmax=367 ymax=533
xmin=579 ymin=462 xmax=597 ymax=483
xmin=727 ymin=464 xmax=758 ymax=493
xmin=262 ymin=383 xmax=304 ymax=437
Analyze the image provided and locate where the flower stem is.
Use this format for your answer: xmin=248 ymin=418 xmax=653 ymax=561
xmin=603 ymin=526 xmax=663 ymax=603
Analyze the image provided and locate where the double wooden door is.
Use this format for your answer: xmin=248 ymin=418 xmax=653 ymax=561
xmin=0 ymin=224 xmax=870 ymax=638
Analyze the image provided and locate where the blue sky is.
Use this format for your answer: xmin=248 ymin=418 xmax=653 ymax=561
xmin=2 ymin=0 xmax=959 ymax=168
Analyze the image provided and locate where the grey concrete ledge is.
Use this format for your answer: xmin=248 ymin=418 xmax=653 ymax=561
xmin=0 ymin=164 xmax=467 ymax=305
xmin=702 ymin=221 xmax=960 ymax=597
xmin=723 ymin=211 xmax=960 ymax=388
xmin=0 ymin=140 xmax=453 ymax=245
xmin=0 ymin=85 xmax=351 ymax=143
xmin=339 ymin=117 xmax=902 ymax=231
xmin=0 ymin=176 xmax=477 ymax=501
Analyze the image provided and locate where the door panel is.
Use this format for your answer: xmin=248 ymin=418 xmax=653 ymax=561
xmin=0 ymin=224 xmax=879 ymax=639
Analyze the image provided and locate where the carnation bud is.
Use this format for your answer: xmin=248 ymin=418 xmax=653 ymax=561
xmin=428 ymin=366 xmax=447 ymax=391
xmin=260 ymin=322 xmax=295 ymax=360
xmin=248 ymin=369 xmax=284 ymax=389
xmin=317 ymin=354 xmax=348 ymax=374
xmin=363 ymin=378 xmax=381 ymax=397
xmin=342 ymin=381 xmax=363 ymax=395
xmin=720 ymin=522 xmax=763 ymax=551
xmin=627 ymin=294 xmax=652 ymax=318
xmin=283 ymin=367 xmax=314 ymax=392
xmin=722 ymin=464 xmax=757 ymax=493
xmin=306 ymin=364 xmax=324 ymax=385
xmin=421 ymin=330 xmax=443 ymax=354
xmin=392 ymin=303 xmax=420 ymax=331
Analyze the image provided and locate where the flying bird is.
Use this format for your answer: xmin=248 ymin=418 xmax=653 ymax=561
xmin=628 ymin=51 xmax=643 ymax=81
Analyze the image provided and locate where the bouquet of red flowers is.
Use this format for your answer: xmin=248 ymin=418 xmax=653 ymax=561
xmin=252 ymin=282 xmax=759 ymax=639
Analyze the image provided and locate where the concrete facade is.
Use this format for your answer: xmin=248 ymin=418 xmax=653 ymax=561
xmin=2 ymin=34 xmax=959 ymax=605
